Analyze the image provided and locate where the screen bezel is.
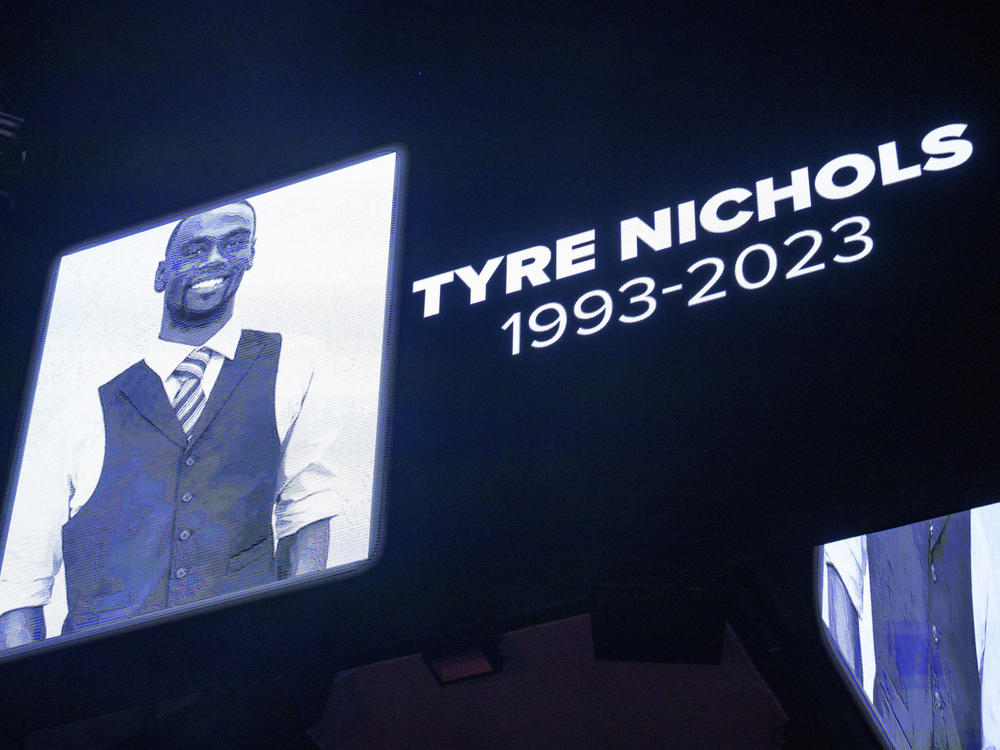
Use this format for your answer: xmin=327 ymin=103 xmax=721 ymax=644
xmin=0 ymin=145 xmax=406 ymax=664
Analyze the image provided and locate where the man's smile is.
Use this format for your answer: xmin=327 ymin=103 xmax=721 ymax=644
xmin=189 ymin=274 xmax=229 ymax=293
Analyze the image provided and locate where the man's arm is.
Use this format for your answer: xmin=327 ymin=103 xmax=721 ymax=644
xmin=972 ymin=503 xmax=1000 ymax=746
xmin=0 ymin=607 xmax=45 ymax=650
xmin=826 ymin=564 xmax=862 ymax=680
xmin=277 ymin=519 xmax=330 ymax=578
xmin=0 ymin=395 xmax=95 ymax=650
xmin=273 ymin=335 xmax=351 ymax=575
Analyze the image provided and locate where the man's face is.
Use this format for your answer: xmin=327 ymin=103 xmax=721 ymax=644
xmin=155 ymin=204 xmax=255 ymax=323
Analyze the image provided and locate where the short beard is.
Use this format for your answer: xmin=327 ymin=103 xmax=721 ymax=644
xmin=167 ymin=295 xmax=230 ymax=327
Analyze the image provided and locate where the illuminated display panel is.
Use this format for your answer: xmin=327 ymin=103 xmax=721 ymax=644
xmin=0 ymin=149 xmax=401 ymax=656
xmin=818 ymin=501 xmax=1000 ymax=748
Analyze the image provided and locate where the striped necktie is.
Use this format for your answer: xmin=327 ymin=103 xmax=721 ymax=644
xmin=172 ymin=348 xmax=211 ymax=437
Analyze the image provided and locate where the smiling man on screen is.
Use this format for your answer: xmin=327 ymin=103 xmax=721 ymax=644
xmin=0 ymin=200 xmax=342 ymax=647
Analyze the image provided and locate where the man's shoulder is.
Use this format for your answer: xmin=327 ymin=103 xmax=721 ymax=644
xmin=236 ymin=328 xmax=323 ymax=361
xmin=100 ymin=359 xmax=155 ymax=393
xmin=59 ymin=387 xmax=107 ymax=446
xmin=243 ymin=329 xmax=329 ymax=361
xmin=261 ymin=331 xmax=340 ymax=391
xmin=236 ymin=328 xmax=282 ymax=358
xmin=233 ymin=330 xmax=336 ymax=387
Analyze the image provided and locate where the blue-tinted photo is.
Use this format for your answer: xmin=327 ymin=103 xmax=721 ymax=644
xmin=0 ymin=151 xmax=399 ymax=652
xmin=821 ymin=501 xmax=1000 ymax=748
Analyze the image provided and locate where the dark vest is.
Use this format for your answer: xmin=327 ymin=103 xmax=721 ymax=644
xmin=61 ymin=330 xmax=282 ymax=635
xmin=868 ymin=512 xmax=982 ymax=750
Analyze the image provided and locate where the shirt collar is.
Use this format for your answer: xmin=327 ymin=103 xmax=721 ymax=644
xmin=144 ymin=317 xmax=243 ymax=381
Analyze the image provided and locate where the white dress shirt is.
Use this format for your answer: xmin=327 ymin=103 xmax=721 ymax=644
xmin=0 ymin=317 xmax=349 ymax=616
xmin=822 ymin=501 xmax=1000 ymax=749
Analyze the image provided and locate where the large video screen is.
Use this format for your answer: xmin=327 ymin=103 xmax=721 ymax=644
xmin=0 ymin=149 xmax=400 ymax=654
xmin=818 ymin=500 xmax=1000 ymax=749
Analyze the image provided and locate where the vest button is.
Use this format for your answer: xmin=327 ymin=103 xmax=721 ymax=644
xmin=178 ymin=529 xmax=191 ymax=541
xmin=180 ymin=492 xmax=193 ymax=503
xmin=930 ymin=562 xmax=937 ymax=583
xmin=175 ymin=567 xmax=188 ymax=579
xmin=185 ymin=455 xmax=197 ymax=467
xmin=931 ymin=624 xmax=940 ymax=644
xmin=934 ymin=689 xmax=944 ymax=711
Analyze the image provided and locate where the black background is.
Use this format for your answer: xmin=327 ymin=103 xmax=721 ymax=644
xmin=0 ymin=1 xmax=996 ymax=745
